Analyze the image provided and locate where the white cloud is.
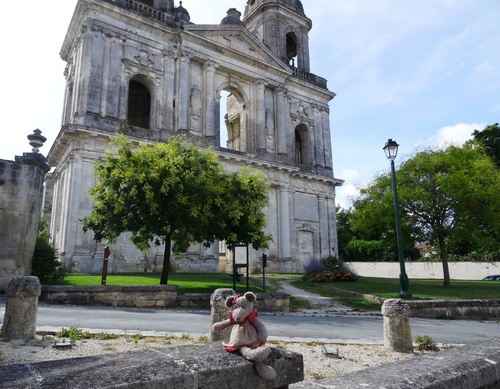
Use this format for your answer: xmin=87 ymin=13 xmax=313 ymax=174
xmin=336 ymin=183 xmax=361 ymax=209
xmin=340 ymin=169 xmax=360 ymax=181
xmin=430 ymin=123 xmax=485 ymax=148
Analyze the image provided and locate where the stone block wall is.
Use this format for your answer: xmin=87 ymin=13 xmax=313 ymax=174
xmin=40 ymin=285 xmax=290 ymax=312
xmin=0 ymin=149 xmax=50 ymax=292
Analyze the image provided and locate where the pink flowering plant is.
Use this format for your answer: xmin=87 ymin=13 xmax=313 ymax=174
xmin=303 ymin=255 xmax=358 ymax=283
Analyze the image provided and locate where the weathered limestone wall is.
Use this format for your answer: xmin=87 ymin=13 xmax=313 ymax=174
xmin=0 ymin=342 xmax=304 ymax=389
xmin=292 ymin=340 xmax=500 ymax=389
xmin=40 ymin=285 xmax=290 ymax=312
xmin=347 ymin=261 xmax=500 ymax=281
xmin=0 ymin=146 xmax=50 ymax=292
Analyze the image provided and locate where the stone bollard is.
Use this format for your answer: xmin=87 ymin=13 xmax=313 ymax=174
xmin=210 ymin=288 xmax=236 ymax=341
xmin=0 ymin=276 xmax=42 ymax=341
xmin=382 ymin=298 xmax=413 ymax=353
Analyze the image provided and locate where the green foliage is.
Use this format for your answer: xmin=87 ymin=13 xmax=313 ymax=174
xmin=82 ymin=135 xmax=271 ymax=284
xmin=415 ymin=335 xmax=439 ymax=351
xmin=447 ymin=250 xmax=500 ymax=262
xmin=397 ymin=144 xmax=500 ymax=286
xmin=471 ymin=123 xmax=500 ymax=168
xmin=344 ymin=239 xmax=420 ymax=262
xmin=57 ymin=327 xmax=92 ymax=342
xmin=336 ymin=206 xmax=355 ymax=258
xmin=344 ymin=144 xmax=500 ymax=287
xmin=346 ymin=173 xmax=418 ymax=261
xmin=31 ymin=218 xmax=66 ymax=284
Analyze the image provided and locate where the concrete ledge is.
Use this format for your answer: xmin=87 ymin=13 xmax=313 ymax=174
xmin=0 ymin=342 xmax=303 ymax=389
xmin=40 ymin=285 xmax=289 ymax=313
xmin=291 ymin=340 xmax=500 ymax=389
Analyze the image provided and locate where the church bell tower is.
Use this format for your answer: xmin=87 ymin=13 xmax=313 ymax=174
xmin=243 ymin=0 xmax=311 ymax=72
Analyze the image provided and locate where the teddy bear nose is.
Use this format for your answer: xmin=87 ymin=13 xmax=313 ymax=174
xmin=232 ymin=308 xmax=245 ymax=321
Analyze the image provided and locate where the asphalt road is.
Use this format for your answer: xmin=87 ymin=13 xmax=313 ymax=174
xmin=1 ymin=296 xmax=498 ymax=344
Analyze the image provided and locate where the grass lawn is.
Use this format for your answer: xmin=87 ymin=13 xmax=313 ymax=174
xmin=322 ymin=276 xmax=500 ymax=300
xmin=61 ymin=272 xmax=262 ymax=294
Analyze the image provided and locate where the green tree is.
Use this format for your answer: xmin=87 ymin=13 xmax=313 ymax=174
xmin=347 ymin=174 xmax=419 ymax=261
xmin=32 ymin=218 xmax=66 ymax=284
xmin=395 ymin=144 xmax=500 ymax=287
xmin=346 ymin=144 xmax=500 ymax=287
xmin=335 ymin=206 xmax=355 ymax=258
xmin=82 ymin=135 xmax=271 ymax=285
xmin=471 ymin=123 xmax=500 ymax=168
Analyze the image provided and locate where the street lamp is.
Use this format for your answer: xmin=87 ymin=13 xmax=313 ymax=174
xmin=383 ymin=139 xmax=412 ymax=299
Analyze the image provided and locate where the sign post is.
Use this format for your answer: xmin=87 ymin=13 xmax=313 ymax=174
xmin=232 ymin=244 xmax=249 ymax=292
xmin=262 ymin=253 xmax=267 ymax=292
xmin=101 ymin=246 xmax=110 ymax=285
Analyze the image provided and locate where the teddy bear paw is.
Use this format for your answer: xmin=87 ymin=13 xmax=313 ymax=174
xmin=255 ymin=362 xmax=277 ymax=381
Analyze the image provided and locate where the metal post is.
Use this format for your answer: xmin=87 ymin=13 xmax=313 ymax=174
xmin=262 ymin=253 xmax=267 ymax=292
xmin=390 ymin=160 xmax=411 ymax=299
xmin=101 ymin=246 xmax=110 ymax=286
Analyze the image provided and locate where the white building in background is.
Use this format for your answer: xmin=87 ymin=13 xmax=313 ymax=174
xmin=45 ymin=0 xmax=343 ymax=275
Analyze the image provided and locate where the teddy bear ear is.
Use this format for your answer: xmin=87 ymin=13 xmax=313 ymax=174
xmin=244 ymin=291 xmax=256 ymax=303
xmin=225 ymin=296 xmax=235 ymax=308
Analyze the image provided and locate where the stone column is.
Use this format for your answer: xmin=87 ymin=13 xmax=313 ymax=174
xmin=204 ymin=60 xmax=218 ymax=144
xmin=279 ymin=187 xmax=291 ymax=260
xmin=382 ymin=298 xmax=413 ymax=353
xmin=313 ymin=105 xmax=324 ymax=169
xmin=178 ymin=54 xmax=191 ymax=132
xmin=321 ymin=106 xmax=333 ymax=171
xmin=1 ymin=276 xmax=42 ymax=342
xmin=276 ymin=85 xmax=287 ymax=157
xmin=256 ymin=79 xmax=267 ymax=153
xmin=210 ymin=288 xmax=236 ymax=341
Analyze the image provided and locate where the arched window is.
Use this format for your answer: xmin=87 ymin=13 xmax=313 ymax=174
xmin=295 ymin=124 xmax=309 ymax=165
xmin=295 ymin=130 xmax=303 ymax=164
xmin=138 ymin=0 xmax=154 ymax=6
xmin=219 ymin=88 xmax=246 ymax=152
xmin=127 ymin=79 xmax=151 ymax=129
xmin=286 ymin=33 xmax=298 ymax=66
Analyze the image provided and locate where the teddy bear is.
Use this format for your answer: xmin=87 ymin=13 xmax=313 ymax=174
xmin=211 ymin=291 xmax=277 ymax=381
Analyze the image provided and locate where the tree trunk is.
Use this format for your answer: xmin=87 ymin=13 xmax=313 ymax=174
xmin=160 ymin=236 xmax=171 ymax=285
xmin=438 ymin=235 xmax=451 ymax=288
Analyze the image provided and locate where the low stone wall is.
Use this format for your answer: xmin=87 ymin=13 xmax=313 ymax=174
xmin=407 ymin=299 xmax=500 ymax=320
xmin=326 ymin=285 xmax=500 ymax=319
xmin=0 ymin=342 xmax=303 ymax=389
xmin=292 ymin=339 xmax=500 ymax=388
xmin=40 ymin=285 xmax=290 ymax=313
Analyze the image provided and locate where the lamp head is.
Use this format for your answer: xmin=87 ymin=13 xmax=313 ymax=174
xmin=383 ymin=139 xmax=399 ymax=160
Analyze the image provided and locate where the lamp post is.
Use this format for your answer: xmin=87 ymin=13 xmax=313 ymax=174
xmin=383 ymin=139 xmax=412 ymax=299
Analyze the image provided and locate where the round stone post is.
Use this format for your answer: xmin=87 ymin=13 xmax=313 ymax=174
xmin=382 ymin=298 xmax=413 ymax=353
xmin=210 ymin=288 xmax=235 ymax=341
xmin=1 ymin=276 xmax=41 ymax=341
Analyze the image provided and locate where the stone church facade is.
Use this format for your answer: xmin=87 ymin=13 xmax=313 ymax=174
xmin=45 ymin=0 xmax=343 ymax=275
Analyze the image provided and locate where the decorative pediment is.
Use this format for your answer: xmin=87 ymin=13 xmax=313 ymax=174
xmin=184 ymin=25 xmax=291 ymax=73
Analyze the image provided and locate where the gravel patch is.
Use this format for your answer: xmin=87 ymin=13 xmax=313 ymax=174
xmin=0 ymin=333 xmax=423 ymax=384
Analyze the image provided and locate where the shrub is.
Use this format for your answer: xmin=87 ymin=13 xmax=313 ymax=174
xmin=303 ymin=255 xmax=358 ymax=283
xmin=303 ymin=258 xmax=327 ymax=275
xmin=31 ymin=218 xmax=66 ymax=284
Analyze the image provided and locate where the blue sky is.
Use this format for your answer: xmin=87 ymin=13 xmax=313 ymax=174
xmin=1 ymin=1 xmax=498 ymax=208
